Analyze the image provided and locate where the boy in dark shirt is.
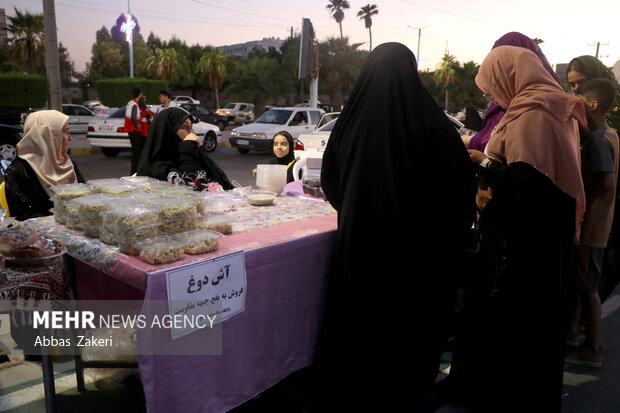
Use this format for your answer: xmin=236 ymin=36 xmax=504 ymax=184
xmin=566 ymin=78 xmax=619 ymax=367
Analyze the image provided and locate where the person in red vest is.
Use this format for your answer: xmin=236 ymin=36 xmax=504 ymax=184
xmin=125 ymin=87 xmax=144 ymax=175
xmin=138 ymin=94 xmax=153 ymax=141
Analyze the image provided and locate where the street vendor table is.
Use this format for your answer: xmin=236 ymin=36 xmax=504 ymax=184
xmin=24 ymin=194 xmax=337 ymax=413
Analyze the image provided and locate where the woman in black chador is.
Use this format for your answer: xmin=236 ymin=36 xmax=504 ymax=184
xmin=317 ymin=42 xmax=477 ymax=411
xmin=137 ymin=107 xmax=232 ymax=190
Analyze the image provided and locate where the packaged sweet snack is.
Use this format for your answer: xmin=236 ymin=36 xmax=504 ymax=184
xmin=50 ymin=183 xmax=93 ymax=224
xmin=158 ymin=216 xmax=198 ymax=234
xmin=86 ymin=178 xmax=138 ymax=195
xmin=197 ymin=213 xmax=234 ymax=234
xmin=149 ymin=198 xmax=198 ymax=220
xmin=133 ymin=235 xmax=186 ymax=264
xmin=172 ymin=229 xmax=222 ymax=255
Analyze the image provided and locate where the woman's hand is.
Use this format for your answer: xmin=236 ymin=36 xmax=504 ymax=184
xmin=467 ymin=149 xmax=487 ymax=165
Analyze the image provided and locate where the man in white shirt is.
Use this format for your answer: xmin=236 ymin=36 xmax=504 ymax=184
xmin=156 ymin=90 xmax=177 ymax=114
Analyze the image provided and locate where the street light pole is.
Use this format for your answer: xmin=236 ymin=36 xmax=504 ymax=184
xmin=407 ymin=24 xmax=432 ymax=64
xmin=128 ymin=0 xmax=133 ymax=78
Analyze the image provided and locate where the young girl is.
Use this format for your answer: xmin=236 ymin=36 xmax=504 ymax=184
xmin=253 ymin=132 xmax=298 ymax=183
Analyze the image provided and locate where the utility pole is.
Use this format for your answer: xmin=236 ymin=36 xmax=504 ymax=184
xmin=588 ymin=41 xmax=609 ymax=59
xmin=42 ymin=0 xmax=62 ymax=110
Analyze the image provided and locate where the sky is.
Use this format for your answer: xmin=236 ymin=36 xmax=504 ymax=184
xmin=2 ymin=0 xmax=620 ymax=75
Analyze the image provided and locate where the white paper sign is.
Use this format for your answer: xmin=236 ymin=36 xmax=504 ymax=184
xmin=165 ymin=251 xmax=246 ymax=340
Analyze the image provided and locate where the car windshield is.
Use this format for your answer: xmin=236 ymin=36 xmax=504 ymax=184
xmin=109 ymin=107 xmax=126 ymax=118
xmin=318 ymin=118 xmax=337 ymax=132
xmin=256 ymin=109 xmax=293 ymax=125
xmin=191 ymin=105 xmax=210 ymax=115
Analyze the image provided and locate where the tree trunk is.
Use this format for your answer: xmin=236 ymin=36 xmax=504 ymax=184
xmin=444 ymin=89 xmax=449 ymax=112
xmin=369 ymin=28 xmax=372 ymax=51
xmin=215 ymin=88 xmax=220 ymax=110
xmin=339 ymin=23 xmax=343 ymax=39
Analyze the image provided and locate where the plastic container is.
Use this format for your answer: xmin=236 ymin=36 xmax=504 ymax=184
xmin=50 ymin=183 xmax=93 ymax=224
xmin=158 ymin=216 xmax=198 ymax=234
xmin=245 ymin=190 xmax=277 ymax=206
xmin=70 ymin=193 xmax=119 ymax=227
xmin=3 ymin=237 xmax=66 ymax=267
xmin=87 ymin=178 xmax=138 ymax=195
xmin=256 ymin=164 xmax=287 ymax=194
xmin=171 ymin=229 xmax=222 ymax=255
xmin=102 ymin=206 xmax=161 ymax=229
xmin=99 ymin=227 xmax=116 ymax=245
xmin=148 ymin=198 xmax=198 ymax=220
xmin=133 ymin=235 xmax=186 ymax=264
xmin=120 ymin=176 xmax=161 ymax=187
xmin=63 ymin=199 xmax=82 ymax=230
xmin=202 ymin=192 xmax=236 ymax=212
xmin=197 ymin=213 xmax=234 ymax=234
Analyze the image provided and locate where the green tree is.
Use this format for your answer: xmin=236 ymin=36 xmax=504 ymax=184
xmin=58 ymin=42 xmax=76 ymax=87
xmin=319 ymin=36 xmax=367 ymax=109
xmin=434 ymin=53 xmax=458 ymax=111
xmin=226 ymin=56 xmax=290 ymax=115
xmin=326 ymin=0 xmax=350 ymax=39
xmin=196 ymin=47 xmax=234 ymax=110
xmin=6 ymin=7 xmax=45 ymax=74
xmin=88 ymin=26 xmax=125 ymax=79
xmin=452 ymin=60 xmax=485 ymax=109
xmin=357 ymin=4 xmax=378 ymax=51
xmin=145 ymin=47 xmax=178 ymax=81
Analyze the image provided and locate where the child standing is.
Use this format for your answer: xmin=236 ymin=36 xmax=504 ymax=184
xmin=566 ymin=78 xmax=619 ymax=367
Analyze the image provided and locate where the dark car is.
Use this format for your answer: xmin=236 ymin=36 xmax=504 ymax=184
xmin=0 ymin=124 xmax=22 ymax=162
xmin=178 ymin=103 xmax=229 ymax=130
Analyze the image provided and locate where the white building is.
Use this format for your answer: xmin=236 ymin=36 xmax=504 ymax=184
xmin=218 ymin=37 xmax=284 ymax=60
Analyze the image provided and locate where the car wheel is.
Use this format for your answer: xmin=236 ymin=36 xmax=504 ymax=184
xmin=0 ymin=140 xmax=17 ymax=162
xmin=101 ymin=147 xmax=120 ymax=157
xmin=203 ymin=131 xmax=217 ymax=152
xmin=237 ymin=147 xmax=250 ymax=154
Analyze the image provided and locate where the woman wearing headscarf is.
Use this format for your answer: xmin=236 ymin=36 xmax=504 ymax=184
xmin=464 ymin=46 xmax=586 ymax=411
xmin=5 ymin=110 xmax=85 ymax=221
xmin=136 ymin=107 xmax=232 ymax=190
xmin=317 ymin=42 xmax=477 ymax=411
xmin=467 ymin=32 xmax=561 ymax=152
xmin=566 ymin=55 xmax=616 ymax=94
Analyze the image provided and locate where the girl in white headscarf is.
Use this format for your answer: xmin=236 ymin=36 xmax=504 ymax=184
xmin=5 ymin=110 xmax=84 ymax=220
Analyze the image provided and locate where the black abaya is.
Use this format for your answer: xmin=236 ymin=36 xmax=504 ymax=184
xmin=137 ymin=107 xmax=232 ymax=189
xmin=318 ymin=42 xmax=477 ymax=411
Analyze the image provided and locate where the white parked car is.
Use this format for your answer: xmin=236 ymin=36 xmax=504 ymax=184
xmin=228 ymin=107 xmax=324 ymax=154
xmin=61 ymin=104 xmax=97 ymax=135
xmin=87 ymin=106 xmax=221 ymax=157
xmin=293 ymin=112 xmax=468 ymax=178
xmin=172 ymin=95 xmax=200 ymax=105
xmin=216 ymin=103 xmax=255 ymax=123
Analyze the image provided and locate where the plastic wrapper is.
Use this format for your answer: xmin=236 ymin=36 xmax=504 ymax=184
xmin=133 ymin=235 xmax=186 ymax=264
xmin=197 ymin=213 xmax=234 ymax=234
xmin=171 ymin=229 xmax=222 ymax=255
xmin=50 ymin=183 xmax=93 ymax=224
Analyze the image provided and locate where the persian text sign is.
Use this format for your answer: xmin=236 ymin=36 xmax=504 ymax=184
xmin=165 ymin=251 xmax=247 ymax=339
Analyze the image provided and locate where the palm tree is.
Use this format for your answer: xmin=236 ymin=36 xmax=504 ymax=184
xmin=433 ymin=54 xmax=457 ymax=111
xmin=145 ymin=47 xmax=178 ymax=81
xmin=320 ymin=36 xmax=366 ymax=109
xmin=196 ymin=47 xmax=234 ymax=110
xmin=6 ymin=7 xmax=45 ymax=74
xmin=326 ymin=0 xmax=350 ymax=39
xmin=357 ymin=4 xmax=378 ymax=51
xmin=227 ymin=56 xmax=291 ymax=116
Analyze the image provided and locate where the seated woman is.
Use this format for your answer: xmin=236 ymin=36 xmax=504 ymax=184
xmin=137 ymin=107 xmax=233 ymax=190
xmin=253 ymin=132 xmax=298 ymax=183
xmin=5 ymin=110 xmax=85 ymax=221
